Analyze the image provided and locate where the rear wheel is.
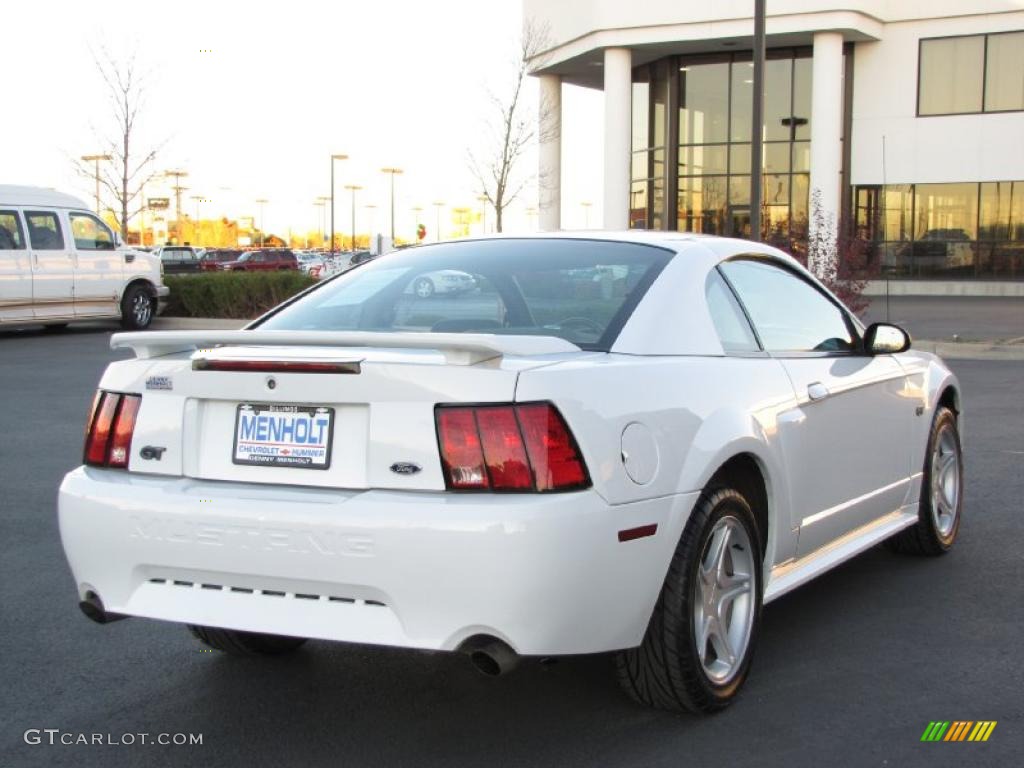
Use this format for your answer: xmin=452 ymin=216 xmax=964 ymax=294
xmin=616 ymin=488 xmax=762 ymax=713
xmin=120 ymin=285 xmax=154 ymax=330
xmin=886 ymin=406 xmax=963 ymax=555
xmin=414 ymin=277 xmax=435 ymax=298
xmin=187 ymin=624 xmax=307 ymax=655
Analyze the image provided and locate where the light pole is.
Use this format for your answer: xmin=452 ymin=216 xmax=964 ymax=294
xmin=380 ymin=167 xmax=403 ymax=244
xmin=315 ymin=196 xmax=330 ymax=249
xmin=364 ymin=204 xmax=378 ymax=250
xmin=255 ymin=198 xmax=268 ymax=247
xmin=313 ymin=199 xmax=326 ymax=248
xmin=344 ymin=185 xmax=362 ymax=251
xmin=432 ymin=201 xmax=445 ymax=242
xmin=750 ymin=0 xmax=766 ymax=241
xmin=190 ymin=194 xmax=204 ymax=244
xmin=476 ymin=195 xmax=489 ymax=234
xmin=81 ymin=154 xmax=112 ymax=215
xmin=412 ymin=206 xmax=423 ymax=243
xmin=165 ymin=170 xmax=188 ymax=244
xmin=330 ymin=153 xmax=348 ymax=253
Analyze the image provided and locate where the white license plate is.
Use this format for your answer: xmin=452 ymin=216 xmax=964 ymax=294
xmin=233 ymin=404 xmax=334 ymax=469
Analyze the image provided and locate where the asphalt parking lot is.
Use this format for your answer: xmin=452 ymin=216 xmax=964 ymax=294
xmin=1 ymin=324 xmax=1021 ymax=768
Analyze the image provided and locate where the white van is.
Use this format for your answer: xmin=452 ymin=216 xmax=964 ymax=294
xmin=0 ymin=185 xmax=168 ymax=329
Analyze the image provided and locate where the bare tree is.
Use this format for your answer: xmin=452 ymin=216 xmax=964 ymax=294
xmin=73 ymin=47 xmax=161 ymax=240
xmin=469 ymin=20 xmax=551 ymax=233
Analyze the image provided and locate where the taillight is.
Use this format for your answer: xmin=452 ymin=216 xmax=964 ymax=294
xmin=436 ymin=403 xmax=590 ymax=492
xmin=84 ymin=391 xmax=141 ymax=468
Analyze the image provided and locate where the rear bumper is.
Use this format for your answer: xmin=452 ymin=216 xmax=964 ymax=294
xmin=155 ymin=285 xmax=169 ymax=315
xmin=58 ymin=467 xmax=696 ymax=655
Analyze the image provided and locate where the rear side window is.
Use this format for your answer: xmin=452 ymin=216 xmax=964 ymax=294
xmin=162 ymin=247 xmax=194 ymax=261
xmin=0 ymin=210 xmax=25 ymax=249
xmin=25 ymin=211 xmax=65 ymax=250
xmin=257 ymin=239 xmax=673 ymax=350
xmin=69 ymin=212 xmax=115 ymax=250
xmin=706 ymin=269 xmax=760 ymax=353
xmin=719 ymin=259 xmax=854 ymax=353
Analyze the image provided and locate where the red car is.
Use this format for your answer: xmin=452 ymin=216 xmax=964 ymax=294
xmin=200 ymin=249 xmax=243 ymax=272
xmin=221 ymin=249 xmax=298 ymax=271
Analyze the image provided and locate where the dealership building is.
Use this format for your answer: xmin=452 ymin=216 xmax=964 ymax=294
xmin=527 ymin=1 xmax=1024 ymax=291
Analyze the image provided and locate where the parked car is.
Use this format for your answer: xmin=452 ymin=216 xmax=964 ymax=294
xmin=58 ymin=233 xmax=962 ymax=714
xmin=0 ymin=185 xmax=167 ymax=329
xmin=295 ymin=251 xmax=325 ymax=275
xmin=200 ymin=248 xmax=242 ymax=272
xmin=221 ymin=248 xmax=298 ymax=271
xmin=156 ymin=245 xmax=206 ymax=274
xmin=407 ymin=269 xmax=477 ymax=297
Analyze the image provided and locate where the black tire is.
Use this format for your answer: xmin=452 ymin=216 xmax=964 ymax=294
xmin=414 ymin=277 xmax=435 ymax=298
xmin=886 ymin=406 xmax=963 ymax=556
xmin=120 ymin=285 xmax=154 ymax=330
xmin=616 ymin=488 xmax=762 ymax=714
xmin=187 ymin=624 xmax=307 ymax=655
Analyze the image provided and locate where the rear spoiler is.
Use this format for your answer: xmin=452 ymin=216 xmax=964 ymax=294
xmin=110 ymin=330 xmax=581 ymax=365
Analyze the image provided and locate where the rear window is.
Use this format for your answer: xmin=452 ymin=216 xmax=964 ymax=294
xmin=256 ymin=239 xmax=672 ymax=350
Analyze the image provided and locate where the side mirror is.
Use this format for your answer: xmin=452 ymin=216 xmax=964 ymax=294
xmin=864 ymin=322 xmax=911 ymax=355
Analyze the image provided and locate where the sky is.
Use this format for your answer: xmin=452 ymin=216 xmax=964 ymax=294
xmin=2 ymin=0 xmax=604 ymax=241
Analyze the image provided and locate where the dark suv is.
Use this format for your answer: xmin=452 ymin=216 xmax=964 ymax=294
xmin=221 ymin=249 xmax=299 ymax=271
xmin=158 ymin=246 xmax=206 ymax=274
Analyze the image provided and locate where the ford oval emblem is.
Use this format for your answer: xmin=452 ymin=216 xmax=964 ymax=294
xmin=390 ymin=462 xmax=422 ymax=476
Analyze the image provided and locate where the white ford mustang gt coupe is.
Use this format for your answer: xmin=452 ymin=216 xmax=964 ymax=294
xmin=58 ymin=232 xmax=963 ymax=713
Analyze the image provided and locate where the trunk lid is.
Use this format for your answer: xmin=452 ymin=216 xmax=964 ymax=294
xmin=103 ymin=331 xmax=586 ymax=492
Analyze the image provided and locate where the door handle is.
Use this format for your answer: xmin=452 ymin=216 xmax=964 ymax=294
xmin=807 ymin=382 xmax=830 ymax=402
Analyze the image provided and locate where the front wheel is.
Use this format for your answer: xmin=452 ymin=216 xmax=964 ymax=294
xmin=120 ymin=285 xmax=154 ymax=330
xmin=886 ymin=406 xmax=963 ymax=555
xmin=187 ymin=624 xmax=307 ymax=655
xmin=616 ymin=488 xmax=762 ymax=713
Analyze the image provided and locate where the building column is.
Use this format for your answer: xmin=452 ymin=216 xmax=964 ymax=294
xmin=603 ymin=47 xmax=632 ymax=230
xmin=538 ymin=74 xmax=562 ymax=231
xmin=809 ymin=31 xmax=844 ymax=273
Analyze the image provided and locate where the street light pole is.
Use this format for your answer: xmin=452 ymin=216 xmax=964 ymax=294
xmin=432 ymin=201 xmax=444 ymax=242
xmin=165 ymin=170 xmax=188 ymax=244
xmin=476 ymin=195 xmax=489 ymax=234
xmin=344 ymin=185 xmax=362 ymax=251
xmin=315 ymin=196 xmax=331 ymax=249
xmin=330 ymin=154 xmax=348 ymax=254
xmin=412 ymin=206 xmax=423 ymax=243
xmin=81 ymin=154 xmax=112 ymax=214
xmin=380 ymin=168 xmax=403 ymax=244
xmin=255 ymin=198 xmax=268 ymax=247
xmin=750 ymin=0 xmax=766 ymax=242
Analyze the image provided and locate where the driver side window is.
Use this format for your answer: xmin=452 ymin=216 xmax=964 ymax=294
xmin=69 ymin=212 xmax=115 ymax=250
xmin=719 ymin=259 xmax=854 ymax=354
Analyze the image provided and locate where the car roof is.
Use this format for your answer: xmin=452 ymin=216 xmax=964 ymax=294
xmin=0 ymin=185 xmax=91 ymax=209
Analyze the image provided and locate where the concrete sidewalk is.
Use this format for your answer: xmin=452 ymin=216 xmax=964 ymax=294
xmin=151 ymin=314 xmax=1024 ymax=361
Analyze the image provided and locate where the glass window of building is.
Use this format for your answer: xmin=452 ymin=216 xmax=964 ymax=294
xmin=985 ymin=32 xmax=1024 ymax=112
xmin=918 ymin=36 xmax=984 ymax=115
xmin=854 ymin=181 xmax=1024 ymax=279
xmin=919 ymin=32 xmax=1024 ymax=115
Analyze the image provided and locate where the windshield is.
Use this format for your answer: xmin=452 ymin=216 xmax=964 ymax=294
xmin=256 ymin=238 xmax=672 ymax=350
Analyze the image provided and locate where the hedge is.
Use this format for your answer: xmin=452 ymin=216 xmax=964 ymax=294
xmin=163 ymin=272 xmax=317 ymax=319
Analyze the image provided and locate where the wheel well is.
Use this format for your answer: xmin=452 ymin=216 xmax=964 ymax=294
xmin=123 ymin=278 xmax=156 ymax=301
xmin=938 ymin=385 xmax=959 ymax=416
xmin=706 ymin=454 xmax=769 ymax=555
